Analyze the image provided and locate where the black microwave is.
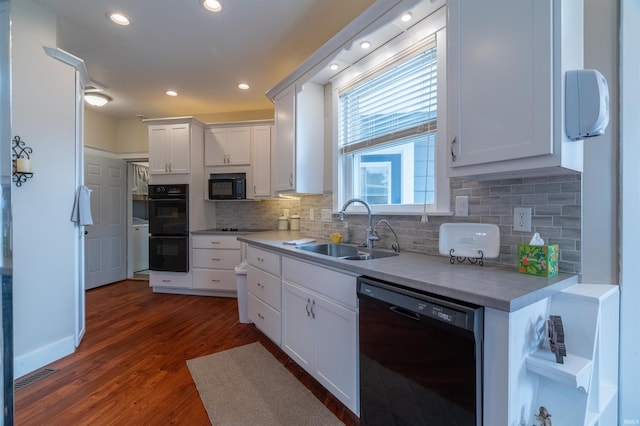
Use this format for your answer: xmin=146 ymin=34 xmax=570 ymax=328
xmin=208 ymin=173 xmax=246 ymax=200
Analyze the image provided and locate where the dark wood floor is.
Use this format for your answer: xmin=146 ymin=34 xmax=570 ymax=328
xmin=14 ymin=280 xmax=358 ymax=425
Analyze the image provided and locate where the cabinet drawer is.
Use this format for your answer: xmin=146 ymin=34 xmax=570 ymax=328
xmin=192 ymin=234 xmax=241 ymax=249
xmin=282 ymin=257 xmax=357 ymax=308
xmin=248 ymin=293 xmax=281 ymax=345
xmin=192 ymin=269 xmax=237 ymax=291
xmin=247 ymin=265 xmax=281 ymax=310
xmin=150 ymin=271 xmax=192 ymax=289
xmin=192 ymin=248 xmax=241 ymax=269
xmin=246 ymin=246 xmax=281 ymax=276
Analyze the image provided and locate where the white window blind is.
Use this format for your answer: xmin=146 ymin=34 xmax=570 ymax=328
xmin=338 ymin=37 xmax=438 ymax=155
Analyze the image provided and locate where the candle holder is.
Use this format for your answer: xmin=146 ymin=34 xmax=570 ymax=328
xmin=12 ymin=135 xmax=34 ymax=187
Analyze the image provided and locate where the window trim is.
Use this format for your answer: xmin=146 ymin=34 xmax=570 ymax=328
xmin=331 ymin=8 xmax=449 ymax=216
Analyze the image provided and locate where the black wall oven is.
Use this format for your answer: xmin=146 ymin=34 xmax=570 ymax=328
xmin=148 ymin=184 xmax=189 ymax=272
xmin=357 ymin=276 xmax=483 ymax=426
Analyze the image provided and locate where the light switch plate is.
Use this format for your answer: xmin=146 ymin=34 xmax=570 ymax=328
xmin=455 ymin=196 xmax=469 ymax=217
xmin=309 ymin=208 xmax=315 ymax=222
xmin=321 ymin=209 xmax=332 ymax=222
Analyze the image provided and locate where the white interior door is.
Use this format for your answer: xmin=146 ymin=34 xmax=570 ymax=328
xmin=85 ymin=153 xmax=127 ymax=289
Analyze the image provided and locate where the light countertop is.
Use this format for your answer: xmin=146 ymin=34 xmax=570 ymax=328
xmin=237 ymin=230 xmax=578 ymax=312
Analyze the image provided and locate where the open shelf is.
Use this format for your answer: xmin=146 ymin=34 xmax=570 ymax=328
xmin=526 ymin=348 xmax=592 ymax=392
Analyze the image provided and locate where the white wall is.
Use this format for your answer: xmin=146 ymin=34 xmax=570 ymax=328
xmin=12 ymin=0 xmax=78 ymax=378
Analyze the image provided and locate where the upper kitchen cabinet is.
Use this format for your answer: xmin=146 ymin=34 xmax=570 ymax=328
xmin=204 ymin=126 xmax=251 ymax=166
xmin=272 ymin=82 xmax=324 ymax=194
xmin=147 ymin=117 xmax=204 ymax=175
xmin=447 ymin=0 xmax=584 ymax=180
xmin=251 ymin=125 xmax=273 ymax=197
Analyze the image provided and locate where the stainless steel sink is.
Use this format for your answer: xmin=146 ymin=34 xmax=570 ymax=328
xmin=297 ymin=243 xmax=398 ymax=260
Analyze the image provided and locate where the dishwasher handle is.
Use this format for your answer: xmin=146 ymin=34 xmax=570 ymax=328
xmin=389 ymin=305 xmax=420 ymax=320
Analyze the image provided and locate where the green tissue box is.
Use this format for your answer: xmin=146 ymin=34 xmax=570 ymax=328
xmin=518 ymin=244 xmax=559 ymax=276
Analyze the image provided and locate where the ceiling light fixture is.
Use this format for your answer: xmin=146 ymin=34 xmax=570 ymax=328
xmin=360 ymin=41 xmax=371 ymax=49
xmin=166 ymin=90 xmax=178 ymax=97
xmin=84 ymin=93 xmax=112 ymax=107
xmin=202 ymin=0 xmax=222 ymax=12
xmin=330 ymin=63 xmax=339 ymax=71
xmin=401 ymin=12 xmax=413 ymax=22
xmin=238 ymin=83 xmax=250 ymax=90
xmin=108 ymin=12 xmax=130 ymax=26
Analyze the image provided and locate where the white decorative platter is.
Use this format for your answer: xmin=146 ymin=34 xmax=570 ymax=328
xmin=439 ymin=223 xmax=500 ymax=259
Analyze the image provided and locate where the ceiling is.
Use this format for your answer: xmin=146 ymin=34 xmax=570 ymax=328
xmin=32 ymin=0 xmax=377 ymax=120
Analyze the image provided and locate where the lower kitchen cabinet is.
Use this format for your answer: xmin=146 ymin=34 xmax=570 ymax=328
xmin=246 ymin=246 xmax=282 ymax=345
xmin=192 ymin=234 xmax=242 ymax=292
xmin=281 ymin=257 xmax=358 ymax=415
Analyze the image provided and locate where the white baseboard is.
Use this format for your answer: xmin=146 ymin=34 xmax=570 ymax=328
xmin=14 ymin=335 xmax=75 ymax=380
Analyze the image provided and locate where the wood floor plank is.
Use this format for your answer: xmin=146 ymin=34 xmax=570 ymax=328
xmin=14 ymin=280 xmax=358 ymax=425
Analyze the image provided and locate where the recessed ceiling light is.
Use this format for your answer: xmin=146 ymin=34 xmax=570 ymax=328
xmin=84 ymin=93 xmax=112 ymax=107
xmin=166 ymin=90 xmax=178 ymax=97
xmin=401 ymin=12 xmax=413 ymax=22
xmin=238 ymin=83 xmax=250 ymax=90
xmin=202 ymin=0 xmax=222 ymax=12
xmin=330 ymin=63 xmax=339 ymax=71
xmin=360 ymin=41 xmax=371 ymax=49
xmin=108 ymin=12 xmax=130 ymax=26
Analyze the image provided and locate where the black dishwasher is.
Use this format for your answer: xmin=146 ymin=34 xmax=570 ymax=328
xmin=357 ymin=276 xmax=483 ymax=426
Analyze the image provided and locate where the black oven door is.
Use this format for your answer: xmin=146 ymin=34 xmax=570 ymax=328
xmin=149 ymin=236 xmax=189 ymax=272
xmin=149 ymin=199 xmax=188 ymax=235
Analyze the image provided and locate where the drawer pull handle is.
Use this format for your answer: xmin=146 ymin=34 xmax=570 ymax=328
xmin=256 ymin=282 xmax=264 ymax=288
xmin=257 ymin=257 xmax=264 ymax=262
xmin=311 ymin=299 xmax=316 ymax=319
xmin=210 ymin=241 xmax=221 ymax=244
xmin=162 ymin=279 xmax=171 ymax=283
xmin=211 ymin=279 xmax=221 ymax=283
xmin=306 ymin=298 xmax=311 ymax=317
xmin=257 ymin=313 xmax=264 ymax=320
xmin=210 ymin=258 xmax=221 ymax=261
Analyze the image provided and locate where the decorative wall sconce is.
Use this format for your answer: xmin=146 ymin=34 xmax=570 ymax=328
xmin=12 ymin=135 xmax=33 ymax=187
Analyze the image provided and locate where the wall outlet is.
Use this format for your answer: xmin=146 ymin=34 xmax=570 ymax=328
xmin=514 ymin=207 xmax=532 ymax=232
xmin=455 ymin=196 xmax=469 ymax=217
xmin=283 ymin=209 xmax=289 ymax=218
xmin=321 ymin=209 xmax=332 ymax=222
xmin=309 ymin=208 xmax=315 ymax=222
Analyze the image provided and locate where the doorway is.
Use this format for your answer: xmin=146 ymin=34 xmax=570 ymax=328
xmin=127 ymin=161 xmax=149 ymax=280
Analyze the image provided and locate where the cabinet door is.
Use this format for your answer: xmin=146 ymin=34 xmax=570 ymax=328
xmin=282 ymin=281 xmax=315 ymax=374
xmin=448 ymin=0 xmax=553 ymax=169
xmin=273 ymin=85 xmax=296 ymax=192
xmin=315 ymin=294 xmax=358 ymax=413
xmin=252 ymin=125 xmax=272 ymax=197
xmin=204 ymin=128 xmax=227 ymax=166
xmin=226 ymin=127 xmax=251 ymax=165
xmin=167 ymin=124 xmax=190 ymax=173
xmin=149 ymin=126 xmax=170 ymax=174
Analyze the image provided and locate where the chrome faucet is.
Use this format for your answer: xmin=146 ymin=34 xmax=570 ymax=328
xmin=376 ymin=219 xmax=400 ymax=253
xmin=339 ymin=198 xmax=379 ymax=249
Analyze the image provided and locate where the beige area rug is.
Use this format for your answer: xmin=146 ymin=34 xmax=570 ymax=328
xmin=187 ymin=342 xmax=344 ymax=426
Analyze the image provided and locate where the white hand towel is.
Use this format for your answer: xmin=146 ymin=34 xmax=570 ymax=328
xmin=70 ymin=185 xmax=94 ymax=226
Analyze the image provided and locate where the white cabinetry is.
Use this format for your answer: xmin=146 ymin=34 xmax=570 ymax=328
xmin=251 ymin=125 xmax=272 ymax=197
xmin=192 ymin=235 xmax=242 ymax=292
xmin=272 ymin=82 xmax=324 ymax=194
xmin=281 ymin=256 xmax=358 ymax=414
xmin=447 ymin=0 xmax=584 ymax=180
xmin=148 ymin=122 xmax=191 ymax=174
xmin=246 ymin=246 xmax=282 ymax=344
xmin=204 ymin=127 xmax=251 ymax=166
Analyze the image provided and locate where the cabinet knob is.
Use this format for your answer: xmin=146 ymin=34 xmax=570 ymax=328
xmin=289 ymin=173 xmax=293 ymax=187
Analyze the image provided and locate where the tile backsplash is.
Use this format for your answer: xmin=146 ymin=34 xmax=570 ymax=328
xmin=215 ymin=175 xmax=581 ymax=274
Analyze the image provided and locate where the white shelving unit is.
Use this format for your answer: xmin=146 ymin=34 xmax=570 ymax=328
xmin=525 ymin=284 xmax=619 ymax=425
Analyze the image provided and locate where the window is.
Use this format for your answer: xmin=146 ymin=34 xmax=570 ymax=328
xmin=334 ymin=14 xmax=448 ymax=214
